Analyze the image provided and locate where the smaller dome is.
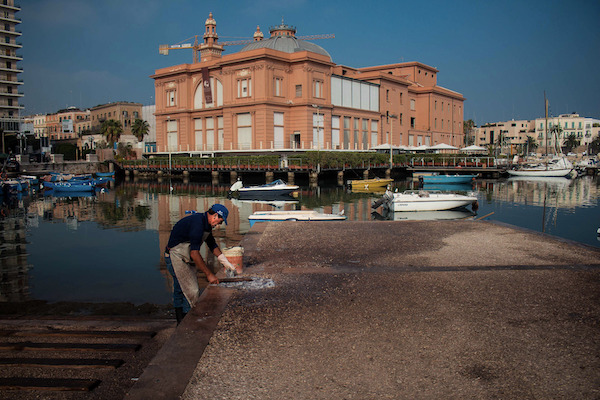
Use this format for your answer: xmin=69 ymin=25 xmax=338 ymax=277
xmin=253 ymin=26 xmax=264 ymax=40
xmin=205 ymin=12 xmax=216 ymax=26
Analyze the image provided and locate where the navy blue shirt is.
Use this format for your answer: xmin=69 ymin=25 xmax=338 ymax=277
xmin=167 ymin=212 xmax=218 ymax=252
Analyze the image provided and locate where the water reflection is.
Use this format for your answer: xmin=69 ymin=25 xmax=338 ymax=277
xmin=0 ymin=174 xmax=598 ymax=304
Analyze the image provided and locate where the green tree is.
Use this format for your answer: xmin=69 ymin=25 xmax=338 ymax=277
xmin=131 ymin=119 xmax=149 ymax=142
xmin=463 ymin=119 xmax=476 ymax=146
xmin=100 ymin=119 xmax=123 ymax=147
xmin=524 ymin=135 xmax=538 ymax=155
xmin=589 ymin=136 xmax=600 ymax=155
xmin=563 ymin=133 xmax=580 ymax=153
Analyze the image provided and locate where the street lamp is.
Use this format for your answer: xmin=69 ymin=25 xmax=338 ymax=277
xmin=312 ymin=104 xmax=322 ymax=173
xmin=387 ymin=111 xmax=398 ymax=169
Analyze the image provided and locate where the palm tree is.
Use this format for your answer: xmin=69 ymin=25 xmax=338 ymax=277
xmin=463 ymin=119 xmax=476 ymax=146
xmin=563 ymin=133 xmax=580 ymax=153
xmin=131 ymin=119 xmax=149 ymax=142
xmin=589 ymin=136 xmax=600 ymax=155
xmin=524 ymin=135 xmax=538 ymax=155
xmin=100 ymin=119 xmax=123 ymax=147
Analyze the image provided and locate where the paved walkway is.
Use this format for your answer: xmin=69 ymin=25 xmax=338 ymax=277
xmin=127 ymin=220 xmax=600 ymax=400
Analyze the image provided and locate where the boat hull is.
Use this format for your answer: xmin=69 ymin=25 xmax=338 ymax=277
xmin=421 ymin=174 xmax=477 ymax=184
xmin=507 ymin=168 xmax=573 ymax=177
xmin=383 ymin=191 xmax=478 ymax=212
xmin=43 ymin=181 xmax=96 ymax=191
xmin=348 ymin=178 xmax=393 ymax=190
xmin=248 ymin=210 xmax=346 ymax=227
xmin=237 ymin=188 xmax=297 ymax=198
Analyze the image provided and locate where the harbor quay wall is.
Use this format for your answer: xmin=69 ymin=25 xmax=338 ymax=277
xmin=8 ymin=160 xmax=107 ymax=177
xmin=127 ymin=220 xmax=600 ymax=399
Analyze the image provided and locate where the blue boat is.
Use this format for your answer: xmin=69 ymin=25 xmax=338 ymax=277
xmin=43 ymin=181 xmax=96 ymax=192
xmin=419 ymin=174 xmax=478 ymax=184
xmin=44 ymin=189 xmax=96 ymax=198
xmin=95 ymin=171 xmax=115 ymax=177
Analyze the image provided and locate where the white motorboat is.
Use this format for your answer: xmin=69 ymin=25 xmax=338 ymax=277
xmin=507 ymin=156 xmax=574 ymax=178
xmin=248 ymin=210 xmax=346 ymax=227
xmin=373 ymin=190 xmax=478 ymax=212
xmin=230 ymin=179 xmax=299 ymax=198
xmin=380 ymin=209 xmax=476 ymax=221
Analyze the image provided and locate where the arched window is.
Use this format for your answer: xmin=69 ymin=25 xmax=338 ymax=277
xmin=194 ymin=78 xmax=223 ymax=109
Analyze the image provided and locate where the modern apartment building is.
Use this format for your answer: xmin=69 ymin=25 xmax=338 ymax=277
xmin=0 ymin=0 xmax=23 ymax=143
xmin=475 ymin=114 xmax=600 ymax=154
xmin=45 ymin=107 xmax=89 ymax=141
xmin=89 ymin=101 xmax=142 ymax=136
xmin=152 ymin=13 xmax=465 ymax=154
xmin=534 ymin=113 xmax=600 ymax=150
xmin=475 ymin=119 xmax=535 ymax=153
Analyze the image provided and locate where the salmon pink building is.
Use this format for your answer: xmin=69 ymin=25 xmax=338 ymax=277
xmin=152 ymin=13 xmax=465 ymax=155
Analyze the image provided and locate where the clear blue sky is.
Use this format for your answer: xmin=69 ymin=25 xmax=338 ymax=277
xmin=21 ymin=0 xmax=600 ymax=125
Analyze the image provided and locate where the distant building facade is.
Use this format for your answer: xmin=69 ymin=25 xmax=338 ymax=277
xmin=0 ymin=0 xmax=23 ymax=140
xmin=475 ymin=114 xmax=600 ymax=154
xmin=534 ymin=113 xmax=600 ymax=151
xmin=151 ymin=13 xmax=465 ymax=154
xmin=89 ymin=101 xmax=142 ymax=136
xmin=142 ymin=104 xmax=156 ymax=152
xmin=475 ymin=119 xmax=535 ymax=153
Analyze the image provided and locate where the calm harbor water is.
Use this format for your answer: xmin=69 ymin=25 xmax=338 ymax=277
xmin=1 ymin=174 xmax=598 ymax=306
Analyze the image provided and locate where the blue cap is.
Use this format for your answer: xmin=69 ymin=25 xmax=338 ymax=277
xmin=211 ymin=204 xmax=229 ymax=225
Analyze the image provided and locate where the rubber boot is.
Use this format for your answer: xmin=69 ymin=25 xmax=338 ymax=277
xmin=175 ymin=307 xmax=187 ymax=325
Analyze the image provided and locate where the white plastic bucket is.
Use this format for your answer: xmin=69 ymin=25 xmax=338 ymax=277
xmin=223 ymin=246 xmax=244 ymax=274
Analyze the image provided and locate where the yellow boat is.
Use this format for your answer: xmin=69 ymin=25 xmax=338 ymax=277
xmin=348 ymin=178 xmax=393 ymax=190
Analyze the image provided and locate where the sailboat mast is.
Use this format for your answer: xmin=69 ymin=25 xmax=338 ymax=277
xmin=544 ymin=91 xmax=548 ymax=156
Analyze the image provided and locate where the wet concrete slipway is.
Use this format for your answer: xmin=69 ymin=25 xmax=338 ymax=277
xmin=126 ymin=220 xmax=600 ymax=400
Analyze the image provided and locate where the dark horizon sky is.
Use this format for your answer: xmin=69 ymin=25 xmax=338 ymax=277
xmin=20 ymin=0 xmax=600 ymax=125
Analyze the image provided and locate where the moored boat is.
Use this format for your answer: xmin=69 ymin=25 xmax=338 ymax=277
xmin=43 ymin=181 xmax=96 ymax=192
xmin=418 ymin=173 xmax=477 ymax=184
xmin=373 ymin=189 xmax=478 ymax=212
xmin=506 ymin=156 xmax=574 ymax=178
xmin=248 ymin=210 xmax=346 ymax=227
xmin=230 ymin=179 xmax=299 ymax=198
xmin=347 ymin=178 xmax=393 ymax=190
xmin=95 ymin=171 xmax=115 ymax=177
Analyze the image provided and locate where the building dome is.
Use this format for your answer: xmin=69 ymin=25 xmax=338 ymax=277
xmin=240 ymin=22 xmax=331 ymax=59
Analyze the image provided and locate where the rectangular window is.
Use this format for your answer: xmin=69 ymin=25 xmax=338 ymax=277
xmin=400 ymin=92 xmax=403 ymax=105
xmin=167 ymin=90 xmax=176 ymax=107
xmin=166 ymin=120 xmax=178 ymax=152
xmin=408 ymin=134 xmax=414 ymax=146
xmin=194 ymin=118 xmax=203 ymax=151
xmin=295 ymin=84 xmax=302 ymax=97
xmin=313 ymin=112 xmax=324 ymax=149
xmin=237 ymin=78 xmax=251 ymax=98
xmin=410 ymin=99 xmax=415 ymax=111
xmin=237 ymin=113 xmax=252 ymax=150
xmin=371 ymin=120 xmax=378 ymax=147
xmin=343 ymin=117 xmax=351 ymax=150
xmin=331 ymin=116 xmax=340 ymax=149
xmin=217 ymin=117 xmax=224 ymax=150
xmin=313 ymin=80 xmax=322 ymax=98
xmin=411 ymin=117 xmax=416 ymax=128
xmin=206 ymin=118 xmax=214 ymax=150
xmin=362 ymin=119 xmax=368 ymax=150
xmin=274 ymin=77 xmax=282 ymax=97
xmin=274 ymin=112 xmax=284 ymax=149
xmin=353 ymin=118 xmax=359 ymax=150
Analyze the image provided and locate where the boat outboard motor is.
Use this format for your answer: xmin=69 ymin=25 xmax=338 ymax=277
xmin=372 ymin=191 xmax=392 ymax=209
xmin=229 ymin=180 xmax=243 ymax=192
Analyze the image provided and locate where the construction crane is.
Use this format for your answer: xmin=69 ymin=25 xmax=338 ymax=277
xmin=159 ymin=33 xmax=335 ymax=63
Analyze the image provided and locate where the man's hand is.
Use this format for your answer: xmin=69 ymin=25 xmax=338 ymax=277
xmin=207 ymin=273 xmax=219 ymax=285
